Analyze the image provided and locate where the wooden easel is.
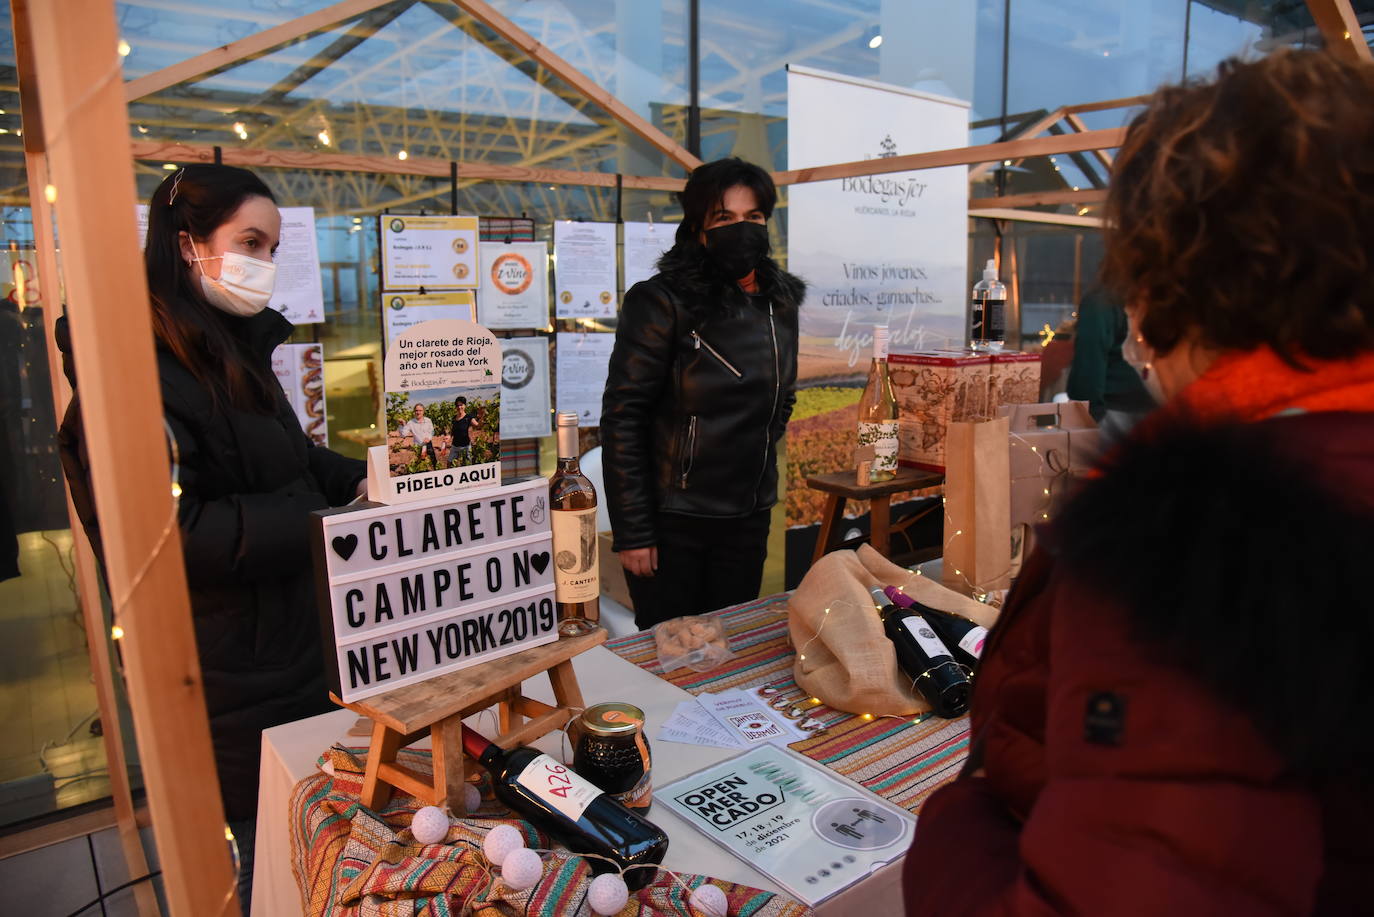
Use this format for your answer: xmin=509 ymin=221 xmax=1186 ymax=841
xmin=332 ymin=628 xmax=608 ymax=809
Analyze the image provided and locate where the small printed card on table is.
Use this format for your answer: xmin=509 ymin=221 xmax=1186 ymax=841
xmin=657 ymin=745 xmax=914 ymax=907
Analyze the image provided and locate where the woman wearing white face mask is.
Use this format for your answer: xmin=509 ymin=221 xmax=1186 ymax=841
xmin=56 ymin=164 xmax=365 ymax=915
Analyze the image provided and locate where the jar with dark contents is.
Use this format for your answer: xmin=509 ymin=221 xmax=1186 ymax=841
xmin=572 ymin=702 xmax=653 ymax=814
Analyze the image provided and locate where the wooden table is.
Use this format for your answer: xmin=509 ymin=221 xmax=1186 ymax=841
xmin=807 ymin=466 xmax=944 ymax=562
xmin=253 ymin=645 xmax=908 ymax=916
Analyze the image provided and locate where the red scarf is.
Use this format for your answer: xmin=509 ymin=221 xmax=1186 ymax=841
xmin=1173 ymin=347 xmax=1374 ymax=423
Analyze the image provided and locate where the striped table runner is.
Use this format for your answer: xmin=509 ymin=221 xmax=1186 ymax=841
xmin=605 ymin=594 xmax=970 ymax=814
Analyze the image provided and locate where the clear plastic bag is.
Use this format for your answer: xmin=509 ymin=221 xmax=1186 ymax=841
xmin=653 ymin=615 xmax=735 ymax=673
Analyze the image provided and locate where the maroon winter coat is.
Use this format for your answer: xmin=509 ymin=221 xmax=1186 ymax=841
xmin=904 ymin=411 xmax=1374 ymax=915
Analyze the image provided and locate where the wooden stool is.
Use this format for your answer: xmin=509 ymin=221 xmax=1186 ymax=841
xmin=806 ymin=467 xmax=944 ymax=563
xmin=332 ymin=628 xmax=608 ymax=810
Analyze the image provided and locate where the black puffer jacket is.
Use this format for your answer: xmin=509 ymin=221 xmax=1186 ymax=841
xmin=56 ymin=308 xmax=364 ymax=820
xmin=601 ymin=259 xmax=803 ymax=551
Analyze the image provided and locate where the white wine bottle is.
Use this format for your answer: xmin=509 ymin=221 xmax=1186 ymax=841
xmin=970 ymin=258 xmax=1007 ymax=350
xmin=550 ymin=412 xmax=599 ymax=636
xmin=857 ymin=325 xmax=899 ymax=483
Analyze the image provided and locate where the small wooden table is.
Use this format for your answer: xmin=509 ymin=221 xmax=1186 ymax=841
xmin=806 ymin=466 xmax=945 ymax=562
xmin=331 ymin=628 xmax=607 ymax=810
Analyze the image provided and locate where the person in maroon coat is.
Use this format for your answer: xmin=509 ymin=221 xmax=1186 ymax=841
xmin=905 ymin=50 xmax=1374 ymax=915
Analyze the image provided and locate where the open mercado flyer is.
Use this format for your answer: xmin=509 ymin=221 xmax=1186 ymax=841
xmin=656 ymin=745 xmax=913 ymax=907
xmin=380 ymin=214 xmax=480 ymax=291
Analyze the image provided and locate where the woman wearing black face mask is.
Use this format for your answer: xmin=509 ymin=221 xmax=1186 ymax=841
xmin=601 ymin=157 xmax=805 ymax=629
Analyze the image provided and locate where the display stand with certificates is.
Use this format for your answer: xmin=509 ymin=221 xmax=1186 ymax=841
xmin=655 ymin=745 xmax=913 ymax=907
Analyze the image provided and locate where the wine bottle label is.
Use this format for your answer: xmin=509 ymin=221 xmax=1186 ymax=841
xmin=552 ymin=508 xmax=599 ymax=602
xmin=958 ymin=625 xmax=989 ymax=659
xmin=515 ymin=753 xmax=603 ymax=822
xmin=858 ymin=421 xmax=899 ymax=473
xmin=901 ymin=616 xmax=953 ymax=660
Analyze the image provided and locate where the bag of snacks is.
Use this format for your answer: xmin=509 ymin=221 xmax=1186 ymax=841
xmin=653 ymin=615 xmax=734 ymax=673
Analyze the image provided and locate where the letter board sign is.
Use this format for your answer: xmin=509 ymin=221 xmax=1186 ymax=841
xmin=313 ymin=476 xmax=557 ymax=703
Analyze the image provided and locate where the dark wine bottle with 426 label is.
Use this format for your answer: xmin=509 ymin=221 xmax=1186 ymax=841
xmin=461 ymin=725 xmax=668 ymax=890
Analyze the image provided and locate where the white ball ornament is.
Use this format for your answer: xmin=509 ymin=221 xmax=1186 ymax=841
xmin=482 ymin=823 xmax=525 ymax=867
xmin=689 ymin=882 xmax=729 ymax=917
xmin=410 ymin=806 xmax=450 ymax=845
xmin=500 ymin=846 xmax=544 ymax=891
xmin=462 ymin=782 xmax=482 ymax=814
xmin=587 ymin=872 xmax=629 ymax=916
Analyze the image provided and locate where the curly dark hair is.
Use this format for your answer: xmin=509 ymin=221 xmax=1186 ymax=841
xmin=1103 ymin=50 xmax=1374 ymax=364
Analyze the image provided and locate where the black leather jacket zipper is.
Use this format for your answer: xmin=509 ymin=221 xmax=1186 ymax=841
xmin=755 ymin=301 xmax=780 ymax=499
xmin=679 ymin=414 xmax=698 ymax=488
xmin=691 ymin=330 xmax=743 ymax=378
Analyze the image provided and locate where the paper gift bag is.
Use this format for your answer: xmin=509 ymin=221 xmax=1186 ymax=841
xmin=942 ymin=415 xmax=1012 ymax=595
xmin=1000 ymin=401 xmax=1101 ymax=567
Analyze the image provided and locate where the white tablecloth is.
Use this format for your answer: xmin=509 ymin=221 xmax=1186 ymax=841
xmin=251 ymin=645 xmax=905 ymax=915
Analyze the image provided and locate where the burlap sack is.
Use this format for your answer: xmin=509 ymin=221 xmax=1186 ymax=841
xmin=788 ymin=545 xmax=1000 ymax=716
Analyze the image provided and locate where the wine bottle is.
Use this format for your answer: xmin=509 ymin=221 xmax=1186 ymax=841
xmin=882 ymin=585 xmax=989 ymax=671
xmin=970 ymin=259 xmax=1007 ymax=350
xmin=461 ymin=724 xmax=669 ymax=890
xmin=857 ymin=325 xmax=899 ymax=484
xmin=550 ymin=411 xmax=600 ymax=637
xmin=868 ymin=586 xmax=970 ymax=718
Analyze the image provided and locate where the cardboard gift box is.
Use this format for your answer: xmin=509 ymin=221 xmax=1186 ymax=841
xmin=597 ymin=531 xmax=633 ymax=611
xmin=999 ymin=400 xmax=1101 ymax=569
xmin=890 ymin=351 xmax=992 ymax=472
xmin=989 ymin=351 xmax=1043 ymax=412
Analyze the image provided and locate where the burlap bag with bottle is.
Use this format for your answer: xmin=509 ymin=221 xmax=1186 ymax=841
xmin=788 ymin=544 xmax=999 ymax=716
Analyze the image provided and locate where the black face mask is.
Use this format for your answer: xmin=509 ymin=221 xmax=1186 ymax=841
xmin=703 ymin=220 xmax=770 ymax=280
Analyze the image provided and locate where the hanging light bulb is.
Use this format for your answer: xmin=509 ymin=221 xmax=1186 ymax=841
xmin=317 ymin=129 xmax=331 ymax=146
xmin=117 ymin=39 xmax=131 ymax=57
xmin=398 ymin=150 xmax=408 ymax=161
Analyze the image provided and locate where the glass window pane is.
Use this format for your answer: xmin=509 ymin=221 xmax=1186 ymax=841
xmin=1008 ymin=0 xmax=1186 ymax=115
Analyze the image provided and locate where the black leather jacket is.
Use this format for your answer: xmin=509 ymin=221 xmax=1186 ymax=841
xmin=601 ymin=261 xmax=803 ymax=551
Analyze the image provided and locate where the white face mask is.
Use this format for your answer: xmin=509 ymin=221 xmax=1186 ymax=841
xmin=191 ymin=243 xmax=276 ymax=317
xmin=1122 ymin=318 xmax=1166 ymax=405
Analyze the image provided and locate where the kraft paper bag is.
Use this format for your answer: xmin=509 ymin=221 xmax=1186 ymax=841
xmin=1000 ymin=401 xmax=1101 ymax=568
xmin=942 ymin=415 xmax=1012 ymax=595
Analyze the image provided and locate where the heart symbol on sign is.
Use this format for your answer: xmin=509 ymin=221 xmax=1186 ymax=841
xmin=331 ymin=534 xmax=359 ymax=561
xmin=530 ymin=551 xmax=550 ymax=575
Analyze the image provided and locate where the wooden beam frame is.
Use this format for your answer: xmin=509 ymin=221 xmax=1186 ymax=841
xmin=123 ymin=0 xmax=397 ymax=101
xmin=1305 ymin=0 xmax=1372 ymax=63
xmin=772 ymin=127 xmax=1126 ymax=186
xmin=22 ymin=1 xmax=236 ymax=914
xmin=971 ymin=207 xmax=1103 ymax=228
xmin=130 ymin=138 xmax=688 ymax=191
xmin=969 ymin=188 xmax=1107 ymax=210
xmin=130 ymin=128 xmax=1129 ymax=205
xmin=449 ymin=0 xmax=701 ymax=172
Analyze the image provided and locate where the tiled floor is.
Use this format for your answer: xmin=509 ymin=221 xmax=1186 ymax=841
xmin=0 ymin=529 xmax=109 ymax=826
xmin=0 ymin=824 xmax=166 ymax=916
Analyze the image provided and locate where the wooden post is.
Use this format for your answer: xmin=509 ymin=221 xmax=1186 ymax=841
xmin=18 ymin=1 xmax=238 ymax=914
xmin=1305 ymin=0 xmax=1372 ymax=63
xmin=12 ymin=10 xmax=160 ymax=912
